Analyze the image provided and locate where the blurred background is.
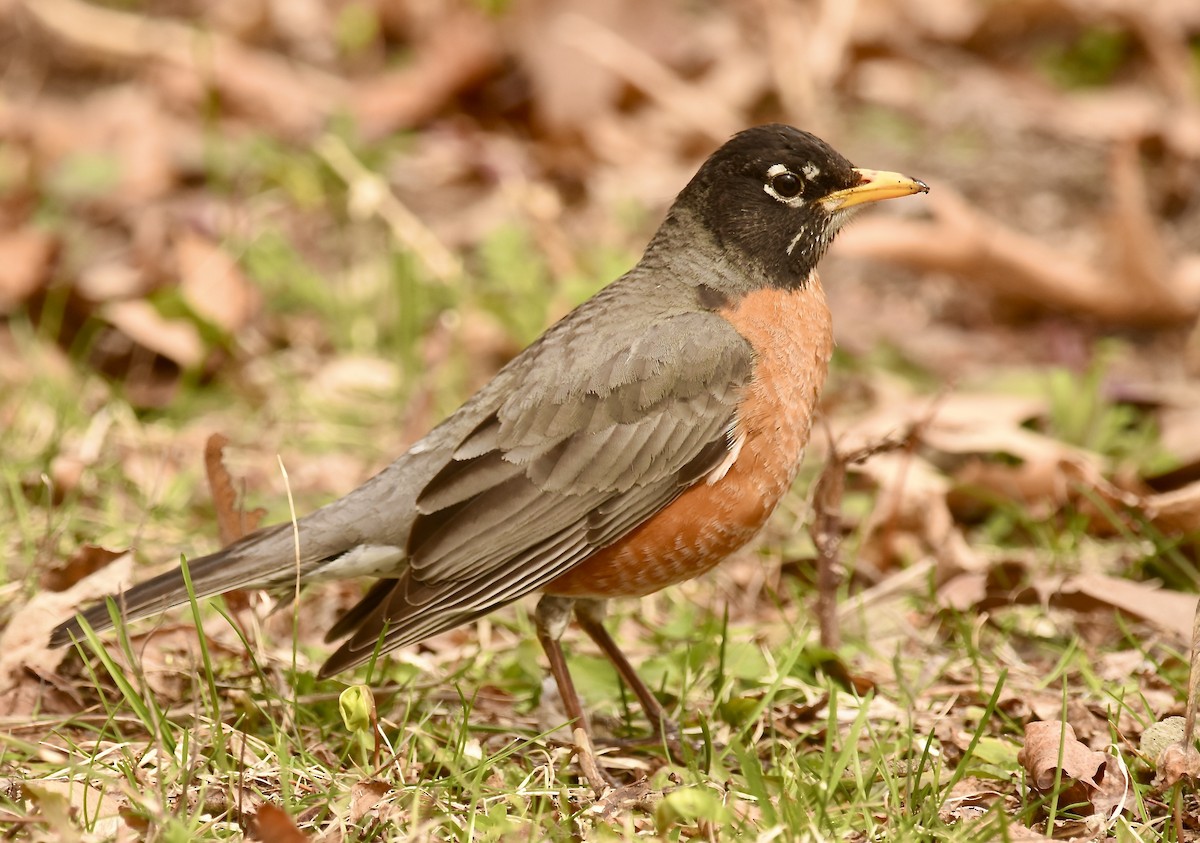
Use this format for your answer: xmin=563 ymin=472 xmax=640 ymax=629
xmin=3 ymin=0 xmax=1200 ymax=653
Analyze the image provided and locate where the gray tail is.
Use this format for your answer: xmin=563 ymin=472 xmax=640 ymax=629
xmin=49 ymin=523 xmax=319 ymax=647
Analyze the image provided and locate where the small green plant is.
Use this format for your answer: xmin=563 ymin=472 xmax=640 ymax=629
xmin=1041 ymin=345 xmax=1170 ymax=471
xmin=1039 ymin=26 xmax=1131 ymax=89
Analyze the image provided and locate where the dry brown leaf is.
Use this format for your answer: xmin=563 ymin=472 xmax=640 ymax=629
xmin=1143 ymin=669 xmax=1199 ymax=795
xmin=176 ymin=230 xmax=261 ymax=335
xmin=22 ymin=0 xmax=345 ymax=139
xmin=249 ymin=803 xmax=309 ymax=842
xmin=351 ymin=8 xmax=502 ymax=141
xmin=24 ymin=779 xmax=126 ymax=840
xmin=838 ymin=186 xmax=1200 ymax=327
xmin=853 ymin=452 xmax=983 ymax=579
xmin=0 ymin=554 xmax=133 ymax=688
xmin=1145 ymin=479 xmax=1200 ymax=535
xmin=348 ymin=779 xmax=392 ymax=824
xmin=0 ymin=229 xmax=57 ymax=315
xmin=940 ymin=564 xmax=1197 ymax=643
xmin=39 ymin=545 xmax=125 ymax=593
xmin=1056 ymin=574 xmax=1197 ymax=642
xmin=939 ymin=776 xmax=1008 ymax=825
xmin=205 ymin=433 xmax=265 ymax=547
xmin=1018 ymin=721 xmax=1116 ymax=810
xmin=101 ymin=300 xmax=204 ymax=369
xmin=1156 ymin=741 xmax=1200 ymax=789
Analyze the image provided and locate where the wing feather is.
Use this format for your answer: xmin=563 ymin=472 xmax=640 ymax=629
xmin=322 ymin=307 xmax=757 ymax=674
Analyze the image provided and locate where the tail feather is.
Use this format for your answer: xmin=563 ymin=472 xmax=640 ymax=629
xmin=49 ymin=523 xmax=320 ymax=647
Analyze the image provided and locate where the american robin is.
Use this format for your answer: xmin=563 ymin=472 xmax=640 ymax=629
xmin=52 ymin=125 xmax=926 ymax=789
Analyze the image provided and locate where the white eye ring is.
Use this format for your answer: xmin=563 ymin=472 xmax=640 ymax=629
xmin=764 ymin=164 xmax=806 ymax=207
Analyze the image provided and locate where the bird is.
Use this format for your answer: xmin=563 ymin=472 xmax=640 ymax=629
xmin=52 ymin=124 xmax=927 ymax=790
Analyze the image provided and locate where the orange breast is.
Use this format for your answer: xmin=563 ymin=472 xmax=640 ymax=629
xmin=545 ymin=277 xmax=834 ymax=598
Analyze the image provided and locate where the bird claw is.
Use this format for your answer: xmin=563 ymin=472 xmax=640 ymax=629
xmin=595 ymin=718 xmax=707 ymax=766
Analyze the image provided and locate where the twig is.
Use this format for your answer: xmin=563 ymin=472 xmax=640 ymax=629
xmin=809 ymin=425 xmax=914 ymax=651
xmin=315 ymin=135 xmax=462 ymax=283
xmin=554 ymin=13 xmax=742 ymax=144
xmin=838 ymin=185 xmax=1199 ymax=327
xmin=21 ymin=0 xmax=345 ymax=137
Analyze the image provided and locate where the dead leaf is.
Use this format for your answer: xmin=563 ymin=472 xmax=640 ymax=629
xmin=25 ymin=779 xmax=127 ymax=839
xmin=248 ymin=803 xmax=309 ymax=842
xmin=854 ymin=452 xmax=983 ymax=579
xmin=939 ymin=776 xmax=1008 ymax=825
xmin=176 ymin=230 xmax=261 ymax=335
xmin=101 ymin=300 xmax=204 ymax=369
xmin=0 ymin=229 xmax=57 ymax=314
xmin=351 ymin=8 xmax=502 ymax=141
xmin=205 ymin=433 xmax=264 ymax=547
xmin=1019 ymin=721 xmax=1128 ymax=819
xmin=0 ymin=554 xmax=133 ymax=689
xmin=1019 ymin=724 xmax=1093 ymax=789
xmin=838 ymin=186 xmax=1200 ymax=327
xmin=348 ymin=779 xmax=391 ymax=824
xmin=1145 ymin=479 xmax=1200 ymax=535
xmin=39 ymin=545 xmax=125 ymax=593
xmin=1143 ymin=716 xmax=1200 ymax=788
xmin=1089 ymin=758 xmax=1133 ymax=822
xmin=1156 ymin=742 xmax=1200 ymax=789
xmin=1056 ymin=574 xmax=1197 ymax=642
xmin=940 ymin=563 xmax=1198 ymax=643
xmin=23 ymin=0 xmax=345 ymax=139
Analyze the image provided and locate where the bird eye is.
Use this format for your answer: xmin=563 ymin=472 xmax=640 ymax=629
xmin=769 ymin=171 xmax=803 ymax=199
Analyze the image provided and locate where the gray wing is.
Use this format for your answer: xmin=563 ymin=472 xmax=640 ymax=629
xmin=320 ymin=307 xmax=753 ymax=674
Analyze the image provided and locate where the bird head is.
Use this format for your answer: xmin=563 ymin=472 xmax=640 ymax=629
xmin=667 ymin=124 xmax=928 ymax=288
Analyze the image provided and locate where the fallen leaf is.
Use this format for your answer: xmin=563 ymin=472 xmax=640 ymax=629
xmin=0 ymin=229 xmax=57 ymax=314
xmin=1145 ymin=479 xmax=1200 ymax=535
xmin=248 ymin=803 xmax=309 ymax=842
xmin=838 ymin=186 xmax=1199 ymax=327
xmin=205 ymin=433 xmax=264 ymax=547
xmin=1019 ymin=720 xmax=1128 ymax=819
xmin=176 ymin=230 xmax=262 ymax=335
xmin=1155 ymin=742 xmax=1200 ymax=789
xmin=351 ymin=7 xmax=502 ymax=140
xmin=348 ymin=779 xmax=391 ymax=824
xmin=939 ymin=776 xmax=1008 ymax=825
xmin=1020 ymin=723 xmax=1104 ymax=792
xmin=939 ymin=563 xmax=1198 ymax=643
xmin=101 ymin=300 xmax=204 ymax=368
xmin=1056 ymin=574 xmax=1197 ymax=642
xmin=39 ymin=545 xmax=125 ymax=592
xmin=0 ymin=553 xmax=133 ymax=688
xmin=24 ymin=0 xmax=345 ymax=139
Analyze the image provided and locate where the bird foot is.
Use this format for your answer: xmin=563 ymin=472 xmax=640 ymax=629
xmin=572 ymin=726 xmax=621 ymax=793
xmin=596 ymin=720 xmax=705 ymax=766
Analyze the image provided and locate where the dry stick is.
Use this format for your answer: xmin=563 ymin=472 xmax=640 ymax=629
xmin=809 ymin=424 xmax=916 ymax=652
xmin=810 ymin=423 xmax=848 ymax=652
xmin=21 ymin=0 xmax=344 ymax=137
xmin=553 ymin=13 xmax=742 ymax=145
xmin=838 ymin=186 xmax=1198 ymax=327
xmin=315 ymin=135 xmax=462 ymax=284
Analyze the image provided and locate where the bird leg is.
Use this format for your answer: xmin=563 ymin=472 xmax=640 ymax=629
xmin=574 ymin=599 xmax=686 ymax=754
xmin=534 ymin=594 xmax=614 ymax=792
xmin=574 ymin=599 xmax=675 ymax=737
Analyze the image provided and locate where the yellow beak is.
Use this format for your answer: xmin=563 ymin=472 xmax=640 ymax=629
xmin=819 ymin=168 xmax=929 ymax=211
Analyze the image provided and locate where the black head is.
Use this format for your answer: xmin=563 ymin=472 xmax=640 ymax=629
xmin=664 ymin=124 xmax=927 ymax=288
